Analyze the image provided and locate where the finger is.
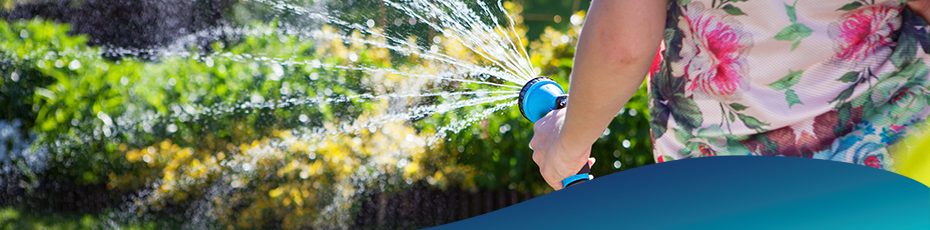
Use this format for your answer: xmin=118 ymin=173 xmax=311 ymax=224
xmin=531 ymin=146 xmax=542 ymax=164
xmin=546 ymin=176 xmax=562 ymax=191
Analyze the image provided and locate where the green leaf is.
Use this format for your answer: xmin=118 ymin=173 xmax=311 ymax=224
xmin=830 ymin=84 xmax=858 ymax=104
xmin=737 ymin=113 xmax=769 ymax=130
xmin=558 ymin=58 xmax=574 ymax=68
xmin=670 ymin=93 xmax=704 ymax=131
xmin=769 ymin=69 xmax=804 ymax=90
xmin=774 ymin=23 xmax=812 ymax=47
xmin=785 ymin=89 xmax=803 ymax=108
xmin=674 ymin=128 xmax=694 ymax=144
xmin=791 ymin=40 xmax=802 ymax=51
xmin=650 ymin=100 xmax=670 ymax=138
xmin=729 ymin=103 xmax=748 ymax=111
xmin=696 ymin=124 xmax=724 ymax=137
xmin=794 ymin=23 xmax=813 ymax=38
xmin=729 ymin=112 xmax=736 ymax=122
xmin=679 ymin=0 xmax=691 ymax=6
xmin=891 ymin=34 xmax=917 ymax=69
xmin=722 ymin=4 xmax=746 ymax=16
xmin=774 ymin=24 xmax=800 ymax=41
xmin=785 ymin=2 xmax=797 ymax=23
xmin=837 ymin=71 xmax=860 ymax=83
xmin=838 ymin=2 xmax=863 ymax=11
xmin=718 ymin=142 xmax=750 ymax=155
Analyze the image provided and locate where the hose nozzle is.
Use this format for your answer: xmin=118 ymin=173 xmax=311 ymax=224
xmin=518 ymin=77 xmax=568 ymax=123
xmin=518 ymin=77 xmax=591 ymax=188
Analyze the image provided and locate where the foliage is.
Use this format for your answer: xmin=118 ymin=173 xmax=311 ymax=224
xmin=422 ymin=7 xmax=653 ymax=195
xmin=0 ymin=1 xmax=654 ymax=228
xmin=0 ymin=207 xmax=159 ymax=230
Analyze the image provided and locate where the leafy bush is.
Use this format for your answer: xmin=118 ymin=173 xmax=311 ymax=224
xmin=0 ymin=3 xmax=653 ymax=228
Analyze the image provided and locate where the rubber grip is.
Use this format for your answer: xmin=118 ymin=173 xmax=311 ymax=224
xmin=561 ymin=161 xmax=592 ymax=188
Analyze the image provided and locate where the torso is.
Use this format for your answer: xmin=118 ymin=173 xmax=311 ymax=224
xmin=648 ymin=0 xmax=930 ymax=169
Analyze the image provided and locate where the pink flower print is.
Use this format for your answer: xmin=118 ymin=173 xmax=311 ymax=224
xmin=649 ymin=47 xmax=663 ymax=78
xmin=890 ymin=124 xmax=905 ymax=133
xmin=698 ymin=144 xmax=716 ymax=157
xmin=864 ymin=155 xmax=882 ymax=168
xmin=676 ymin=2 xmax=753 ymax=99
xmin=890 ymin=87 xmax=914 ymax=104
xmin=829 ymin=3 xmax=901 ymax=63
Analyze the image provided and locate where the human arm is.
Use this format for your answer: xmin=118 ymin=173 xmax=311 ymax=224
xmin=908 ymin=0 xmax=930 ymax=23
xmin=529 ymin=0 xmax=666 ymax=190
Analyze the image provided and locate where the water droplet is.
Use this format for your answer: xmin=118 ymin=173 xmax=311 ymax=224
xmin=67 ymin=60 xmax=81 ymax=70
xmin=54 ymin=60 xmax=65 ymax=68
xmin=205 ymin=57 xmax=214 ymax=67
xmin=407 ymin=17 xmax=417 ymax=25
xmin=613 ymin=150 xmax=621 ymax=158
xmin=393 ymin=18 xmax=403 ymax=26
xmin=168 ymin=78 xmax=177 ymax=86
xmin=348 ymin=52 xmax=358 ymax=62
xmin=97 ymin=111 xmax=113 ymax=127
xmin=561 ymin=35 xmax=571 ymax=44
xmin=299 ymin=114 xmax=309 ymax=123
xmin=613 ymin=160 xmax=622 ymax=169
xmin=166 ymin=124 xmax=178 ymax=133
xmin=271 ymin=64 xmax=284 ymax=81
xmin=250 ymin=94 xmax=265 ymax=104
xmin=429 ymin=45 xmax=439 ymax=53
xmin=10 ymin=72 xmax=18 ymax=82
xmin=309 ymin=72 xmax=319 ymax=81
xmin=366 ymin=19 xmax=375 ymax=28
xmin=433 ymin=36 xmax=442 ymax=44
xmin=19 ymin=29 xmax=28 ymax=39
xmin=622 ymin=139 xmax=631 ymax=148
xmin=602 ymin=128 xmax=610 ymax=136
xmin=629 ymin=108 xmax=638 ymax=117
xmin=405 ymin=178 xmax=413 ymax=184
xmin=397 ymin=158 xmax=408 ymax=168
xmin=499 ymin=124 xmax=511 ymax=134
xmin=571 ymin=14 xmax=583 ymax=26
xmin=143 ymin=155 xmax=153 ymax=164
xmin=120 ymin=76 xmax=129 ymax=86
xmin=242 ymin=163 xmax=253 ymax=172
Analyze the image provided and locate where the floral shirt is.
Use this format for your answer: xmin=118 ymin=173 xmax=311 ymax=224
xmin=648 ymin=0 xmax=930 ymax=170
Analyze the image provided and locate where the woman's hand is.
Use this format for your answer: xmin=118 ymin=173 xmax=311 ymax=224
xmin=528 ymin=0 xmax=666 ymax=191
xmin=530 ymin=108 xmax=596 ymax=190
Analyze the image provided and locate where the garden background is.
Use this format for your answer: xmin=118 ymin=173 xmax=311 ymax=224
xmin=0 ymin=0 xmax=655 ymax=229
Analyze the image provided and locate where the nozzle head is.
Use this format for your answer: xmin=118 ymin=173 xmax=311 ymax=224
xmin=518 ymin=77 xmax=567 ymax=123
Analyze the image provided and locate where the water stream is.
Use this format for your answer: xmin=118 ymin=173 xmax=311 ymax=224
xmin=0 ymin=0 xmax=544 ymax=229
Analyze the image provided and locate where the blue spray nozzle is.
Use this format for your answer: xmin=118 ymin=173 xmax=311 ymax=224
xmin=518 ymin=77 xmax=568 ymax=123
xmin=518 ymin=77 xmax=592 ymax=188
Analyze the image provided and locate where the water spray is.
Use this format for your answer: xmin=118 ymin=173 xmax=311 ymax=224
xmin=518 ymin=77 xmax=593 ymax=188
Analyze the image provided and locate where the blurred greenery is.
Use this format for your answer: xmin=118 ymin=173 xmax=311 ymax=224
xmin=0 ymin=0 xmax=651 ymax=229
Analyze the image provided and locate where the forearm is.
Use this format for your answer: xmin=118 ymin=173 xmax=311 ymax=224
xmin=909 ymin=0 xmax=930 ymax=24
xmin=560 ymin=0 xmax=666 ymax=152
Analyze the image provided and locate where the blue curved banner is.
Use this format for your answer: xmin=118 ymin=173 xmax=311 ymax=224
xmin=429 ymin=156 xmax=930 ymax=229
